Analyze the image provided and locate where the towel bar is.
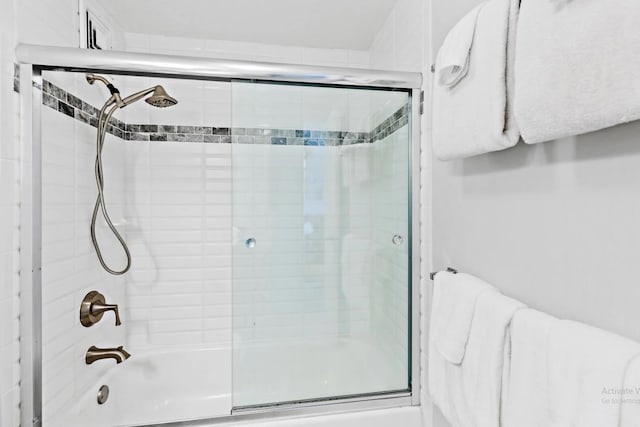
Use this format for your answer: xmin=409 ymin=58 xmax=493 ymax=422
xmin=429 ymin=267 xmax=458 ymax=280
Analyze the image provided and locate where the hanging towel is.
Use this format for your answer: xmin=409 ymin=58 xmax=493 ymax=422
xmin=430 ymin=271 xmax=495 ymax=364
xmin=505 ymin=313 xmax=640 ymax=427
xmin=503 ymin=309 xmax=558 ymax=427
xmin=437 ymin=3 xmax=486 ymax=88
xmin=515 ymin=0 xmax=640 ymax=143
xmin=620 ymin=353 xmax=640 ymax=427
xmin=429 ymin=273 xmax=525 ymax=427
xmin=547 ymin=321 xmax=640 ymax=427
xmin=432 ymin=0 xmax=520 ymax=160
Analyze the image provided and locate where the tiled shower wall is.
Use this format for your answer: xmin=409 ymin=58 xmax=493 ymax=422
xmin=124 ymin=140 xmax=233 ymax=351
xmin=371 ymin=127 xmax=410 ymax=376
xmin=40 ymin=75 xmax=128 ymax=425
xmin=38 ymin=75 xmax=410 ymax=360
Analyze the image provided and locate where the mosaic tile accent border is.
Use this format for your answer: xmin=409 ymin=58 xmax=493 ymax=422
xmin=33 ymin=77 xmax=410 ymax=146
xmin=127 ymin=126 xmax=371 ymax=146
xmin=371 ymin=104 xmax=410 ymax=143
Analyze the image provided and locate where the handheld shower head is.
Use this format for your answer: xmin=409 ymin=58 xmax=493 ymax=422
xmin=86 ymin=74 xmax=178 ymax=109
xmin=145 ymin=86 xmax=178 ymax=108
xmin=117 ymin=85 xmax=178 ymax=108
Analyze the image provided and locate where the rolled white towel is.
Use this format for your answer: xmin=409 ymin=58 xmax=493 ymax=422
xmin=437 ymin=3 xmax=486 ymax=88
xmin=432 ymin=0 xmax=520 ymax=160
xmin=515 ymin=0 xmax=640 ymax=143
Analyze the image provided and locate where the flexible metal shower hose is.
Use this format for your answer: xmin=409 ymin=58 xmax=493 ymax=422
xmin=90 ymin=100 xmax=132 ymax=275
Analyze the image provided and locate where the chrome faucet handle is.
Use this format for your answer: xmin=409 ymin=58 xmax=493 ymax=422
xmin=80 ymin=291 xmax=122 ymax=327
xmin=91 ymin=302 xmax=122 ymax=326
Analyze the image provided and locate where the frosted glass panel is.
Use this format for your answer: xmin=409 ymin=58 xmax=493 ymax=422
xmin=231 ymin=82 xmax=410 ymax=408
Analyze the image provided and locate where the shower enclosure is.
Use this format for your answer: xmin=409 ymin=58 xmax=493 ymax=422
xmin=18 ymin=45 xmax=422 ymax=427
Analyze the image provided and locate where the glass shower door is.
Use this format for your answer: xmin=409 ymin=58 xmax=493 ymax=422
xmin=231 ymin=82 xmax=411 ymax=409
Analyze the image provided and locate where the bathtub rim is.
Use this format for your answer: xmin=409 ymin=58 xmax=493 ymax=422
xmin=136 ymin=392 xmax=412 ymax=427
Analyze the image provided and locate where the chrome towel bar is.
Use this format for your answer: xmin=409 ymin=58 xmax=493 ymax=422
xmin=429 ymin=267 xmax=458 ymax=281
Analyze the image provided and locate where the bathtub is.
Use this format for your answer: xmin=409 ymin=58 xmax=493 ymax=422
xmin=57 ymin=345 xmax=420 ymax=427
xmin=61 ymin=348 xmax=232 ymax=427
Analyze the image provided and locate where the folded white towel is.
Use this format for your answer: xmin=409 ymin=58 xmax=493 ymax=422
xmin=547 ymin=321 xmax=640 ymax=427
xmin=437 ymin=3 xmax=486 ymax=88
xmin=432 ymin=0 xmax=520 ymax=160
xmin=429 ymin=285 xmax=525 ymax=427
xmin=504 ymin=309 xmax=558 ymax=427
xmin=430 ymin=271 xmax=495 ymax=364
xmin=515 ymin=0 xmax=640 ymax=143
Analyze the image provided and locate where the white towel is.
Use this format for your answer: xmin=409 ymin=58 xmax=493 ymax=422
xmin=620 ymin=353 xmax=640 ymax=427
xmin=429 ymin=286 xmax=525 ymax=427
xmin=504 ymin=309 xmax=558 ymax=427
xmin=515 ymin=0 xmax=640 ymax=143
xmin=437 ymin=3 xmax=486 ymax=88
xmin=547 ymin=321 xmax=640 ymax=427
xmin=432 ymin=0 xmax=520 ymax=160
xmin=505 ymin=312 xmax=640 ymax=427
xmin=430 ymin=271 xmax=495 ymax=364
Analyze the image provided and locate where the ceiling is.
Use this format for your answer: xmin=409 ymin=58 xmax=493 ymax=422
xmin=102 ymin=0 xmax=398 ymax=50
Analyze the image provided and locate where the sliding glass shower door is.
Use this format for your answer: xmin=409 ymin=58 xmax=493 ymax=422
xmin=231 ymin=82 xmax=412 ymax=408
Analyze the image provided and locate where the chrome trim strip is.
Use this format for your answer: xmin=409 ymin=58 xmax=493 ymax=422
xmin=32 ymin=69 xmax=43 ymax=427
xmin=145 ymin=395 xmax=413 ymax=426
xmin=18 ymin=64 xmax=36 ymax=427
xmin=21 ymin=67 xmax=43 ymax=427
xmin=15 ymin=44 xmax=422 ymax=89
xmin=232 ymin=390 xmax=410 ymax=413
xmin=410 ymin=88 xmax=422 ymax=406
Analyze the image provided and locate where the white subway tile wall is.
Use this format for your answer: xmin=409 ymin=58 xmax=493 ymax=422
xmin=0 ymin=59 xmax=20 ymax=427
xmin=40 ymin=98 xmax=127 ymax=425
xmin=124 ymin=141 xmax=232 ymax=351
xmin=371 ymin=128 xmax=410 ymax=377
xmin=2 ymin=1 xmax=21 ymax=426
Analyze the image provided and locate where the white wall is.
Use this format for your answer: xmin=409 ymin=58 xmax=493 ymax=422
xmin=369 ymin=0 xmax=426 ymax=72
xmin=0 ymin=1 xmax=20 ymax=425
xmin=368 ymin=1 xmax=432 ymax=425
xmin=429 ymin=1 xmax=640 ymax=426
xmin=123 ymin=33 xmax=370 ymax=68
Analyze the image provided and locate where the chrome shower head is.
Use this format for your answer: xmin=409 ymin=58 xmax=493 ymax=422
xmin=86 ymin=74 xmax=177 ymax=109
xmin=145 ymin=86 xmax=178 ymax=108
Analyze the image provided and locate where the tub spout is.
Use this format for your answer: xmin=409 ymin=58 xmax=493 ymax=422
xmin=86 ymin=345 xmax=131 ymax=365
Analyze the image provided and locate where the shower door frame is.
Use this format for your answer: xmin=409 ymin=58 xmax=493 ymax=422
xmin=17 ymin=44 xmax=423 ymax=427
